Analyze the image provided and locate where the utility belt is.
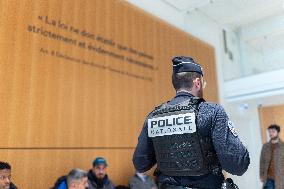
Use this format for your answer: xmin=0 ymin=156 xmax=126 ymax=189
xmin=159 ymin=183 xmax=201 ymax=189
xmin=159 ymin=178 xmax=239 ymax=189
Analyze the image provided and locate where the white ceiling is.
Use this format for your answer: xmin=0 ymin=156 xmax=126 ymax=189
xmin=163 ymin=0 xmax=284 ymax=28
xmin=163 ymin=0 xmax=284 ymax=74
xmin=163 ymin=0 xmax=284 ymax=45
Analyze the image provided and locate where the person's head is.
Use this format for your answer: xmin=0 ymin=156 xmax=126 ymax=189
xmin=92 ymin=157 xmax=108 ymax=180
xmin=268 ymin=124 xmax=281 ymax=140
xmin=172 ymin=56 xmax=205 ymax=98
xmin=67 ymin=169 xmax=88 ymax=189
xmin=0 ymin=162 xmax=11 ymax=189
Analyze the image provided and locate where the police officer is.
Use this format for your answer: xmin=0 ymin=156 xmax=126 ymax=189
xmin=132 ymin=56 xmax=250 ymax=189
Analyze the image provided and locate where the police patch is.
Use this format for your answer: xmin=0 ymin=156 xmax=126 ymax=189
xmin=228 ymin=121 xmax=238 ymax=137
xmin=148 ymin=113 xmax=196 ymax=137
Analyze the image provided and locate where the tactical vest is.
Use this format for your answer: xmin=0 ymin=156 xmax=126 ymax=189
xmin=148 ymin=97 xmax=220 ymax=177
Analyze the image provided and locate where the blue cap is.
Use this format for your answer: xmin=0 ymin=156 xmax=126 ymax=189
xmin=93 ymin=157 xmax=108 ymax=167
xmin=172 ymin=56 xmax=203 ymax=76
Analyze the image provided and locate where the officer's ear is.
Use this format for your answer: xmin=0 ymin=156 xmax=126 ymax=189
xmin=193 ymin=77 xmax=202 ymax=90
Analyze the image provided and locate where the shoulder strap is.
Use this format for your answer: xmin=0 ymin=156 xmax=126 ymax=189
xmin=152 ymin=97 xmax=205 ymax=117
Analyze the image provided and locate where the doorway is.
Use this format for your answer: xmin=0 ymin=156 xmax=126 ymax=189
xmin=259 ymin=104 xmax=284 ymax=143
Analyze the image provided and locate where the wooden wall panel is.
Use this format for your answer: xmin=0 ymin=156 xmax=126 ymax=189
xmin=259 ymin=104 xmax=284 ymax=143
xmin=0 ymin=0 xmax=218 ymax=188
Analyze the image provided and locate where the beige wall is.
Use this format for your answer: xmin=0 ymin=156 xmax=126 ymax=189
xmin=0 ymin=0 xmax=218 ymax=188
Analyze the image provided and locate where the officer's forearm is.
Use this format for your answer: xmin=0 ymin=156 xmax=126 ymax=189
xmin=219 ymin=148 xmax=250 ymax=176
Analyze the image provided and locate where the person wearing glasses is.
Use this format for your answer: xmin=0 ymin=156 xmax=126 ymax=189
xmin=133 ymin=56 xmax=250 ymax=189
xmin=52 ymin=168 xmax=89 ymax=189
xmin=0 ymin=162 xmax=17 ymax=189
xmin=66 ymin=169 xmax=89 ymax=189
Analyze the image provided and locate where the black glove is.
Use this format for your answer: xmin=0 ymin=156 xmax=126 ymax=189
xmin=221 ymin=178 xmax=239 ymax=189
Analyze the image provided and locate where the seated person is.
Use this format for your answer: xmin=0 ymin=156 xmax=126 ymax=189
xmin=52 ymin=169 xmax=88 ymax=189
xmin=67 ymin=169 xmax=88 ymax=189
xmin=129 ymin=172 xmax=157 ymax=189
xmin=0 ymin=161 xmax=17 ymax=189
xmin=88 ymin=157 xmax=115 ymax=189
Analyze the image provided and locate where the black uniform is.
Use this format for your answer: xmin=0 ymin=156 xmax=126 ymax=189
xmin=133 ymin=92 xmax=249 ymax=188
xmin=132 ymin=56 xmax=250 ymax=189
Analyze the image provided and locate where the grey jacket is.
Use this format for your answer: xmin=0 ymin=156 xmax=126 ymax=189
xmin=129 ymin=174 xmax=157 ymax=189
